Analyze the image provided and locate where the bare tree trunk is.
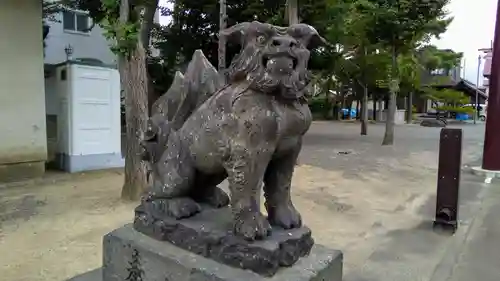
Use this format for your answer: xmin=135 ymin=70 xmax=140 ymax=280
xmin=373 ymin=97 xmax=377 ymax=121
xmin=119 ymin=0 xmax=149 ymax=200
xmin=120 ymin=46 xmax=149 ymax=200
xmin=406 ymin=92 xmax=413 ymax=124
xmin=361 ymin=85 xmax=368 ymax=135
xmin=334 ymin=82 xmax=342 ymax=120
xmin=382 ymin=48 xmax=398 ymax=146
xmin=340 ymin=83 xmax=346 ymax=110
xmin=355 ymin=99 xmax=360 ymax=119
xmin=360 ymin=47 xmax=368 ymax=134
xmin=218 ymin=0 xmax=227 ymax=81
xmin=286 ymin=0 xmax=299 ymax=25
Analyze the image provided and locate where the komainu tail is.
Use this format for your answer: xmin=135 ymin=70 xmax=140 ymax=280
xmin=142 ymin=50 xmax=224 ymax=167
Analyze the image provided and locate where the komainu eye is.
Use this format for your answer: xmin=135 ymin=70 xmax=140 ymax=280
xmin=256 ymin=35 xmax=266 ymax=44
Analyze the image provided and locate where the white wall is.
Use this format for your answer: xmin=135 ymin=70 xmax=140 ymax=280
xmin=0 ymin=0 xmax=47 ymax=164
xmin=44 ymin=13 xmax=117 ymax=65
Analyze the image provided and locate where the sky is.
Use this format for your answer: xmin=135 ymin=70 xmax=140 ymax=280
xmin=159 ymin=0 xmax=498 ymax=85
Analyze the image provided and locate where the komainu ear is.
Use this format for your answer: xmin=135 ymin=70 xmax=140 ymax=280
xmin=288 ymin=24 xmax=327 ymax=49
xmin=219 ymin=22 xmax=251 ymax=45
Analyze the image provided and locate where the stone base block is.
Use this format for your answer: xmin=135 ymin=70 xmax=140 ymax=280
xmin=134 ymin=204 xmax=314 ymax=276
xmin=102 ymin=224 xmax=343 ymax=281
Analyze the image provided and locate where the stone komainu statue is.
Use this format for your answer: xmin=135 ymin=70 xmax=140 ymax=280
xmin=137 ymin=21 xmax=326 ymax=241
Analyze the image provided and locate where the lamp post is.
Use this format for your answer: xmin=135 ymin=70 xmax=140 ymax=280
xmin=481 ymin=0 xmax=500 ymax=171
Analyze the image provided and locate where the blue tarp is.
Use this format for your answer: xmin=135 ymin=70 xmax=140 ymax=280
xmin=341 ymin=108 xmax=357 ymax=119
xmin=456 ymin=113 xmax=469 ymax=121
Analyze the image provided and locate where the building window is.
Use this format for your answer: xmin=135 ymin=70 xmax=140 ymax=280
xmin=63 ymin=11 xmax=90 ymax=33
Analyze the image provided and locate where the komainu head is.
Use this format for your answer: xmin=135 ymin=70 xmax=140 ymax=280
xmin=221 ymin=21 xmax=326 ymax=99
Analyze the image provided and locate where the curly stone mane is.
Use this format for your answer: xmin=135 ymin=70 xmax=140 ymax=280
xmin=222 ymin=22 xmax=324 ymax=100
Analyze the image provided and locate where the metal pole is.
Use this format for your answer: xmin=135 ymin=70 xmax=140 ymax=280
xmin=475 ymin=55 xmax=481 ymax=124
xmin=482 ymin=0 xmax=500 ymax=170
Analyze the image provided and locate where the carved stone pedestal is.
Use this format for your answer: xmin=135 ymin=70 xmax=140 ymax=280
xmin=100 ymin=224 xmax=343 ymax=281
xmin=133 ymin=205 xmax=316 ymax=276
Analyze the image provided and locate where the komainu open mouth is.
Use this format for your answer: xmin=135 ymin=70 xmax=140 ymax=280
xmin=263 ymin=54 xmax=298 ymax=73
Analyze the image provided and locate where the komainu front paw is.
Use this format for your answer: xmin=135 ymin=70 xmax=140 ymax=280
xmin=146 ymin=197 xmax=201 ymax=219
xmin=234 ymin=211 xmax=272 ymax=241
xmin=267 ymin=204 xmax=302 ymax=229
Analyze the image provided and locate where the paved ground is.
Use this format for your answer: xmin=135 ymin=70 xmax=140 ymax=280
xmin=0 ymin=121 xmax=492 ymax=281
xmin=444 ymin=181 xmax=500 ymax=281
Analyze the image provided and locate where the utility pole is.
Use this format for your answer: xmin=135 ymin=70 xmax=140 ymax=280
xmin=481 ymin=0 xmax=500 ymax=171
xmin=474 ymin=55 xmax=482 ymax=124
xmin=218 ymin=0 xmax=227 ymax=81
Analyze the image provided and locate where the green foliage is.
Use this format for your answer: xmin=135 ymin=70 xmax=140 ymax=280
xmin=309 ymin=97 xmax=331 ymax=113
xmin=360 ymin=0 xmax=451 ymax=53
xmin=320 ymin=0 xmax=393 ymax=99
xmin=148 ymin=0 xmax=457 ymax=101
xmin=158 ymin=0 xmax=284 ymax=66
xmin=397 ymin=46 xmax=462 ymax=98
xmin=100 ymin=0 xmax=140 ymax=57
xmin=418 ymin=46 xmax=463 ymax=72
xmin=425 ymin=88 xmax=469 ymax=106
xmin=351 ymin=0 xmax=452 ymax=125
xmin=151 ymin=0 xmax=331 ymax=93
